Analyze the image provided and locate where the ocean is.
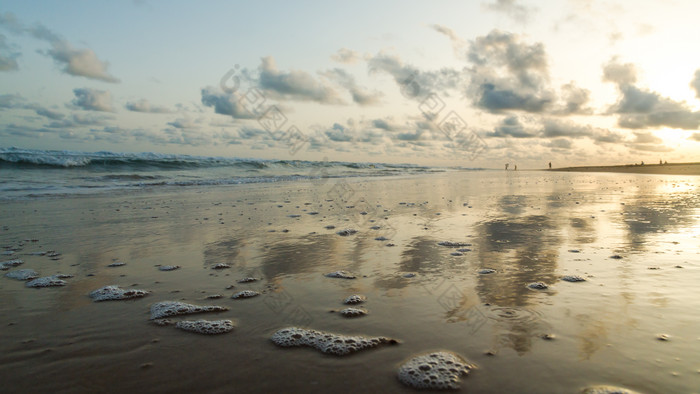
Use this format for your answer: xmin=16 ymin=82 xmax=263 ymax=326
xmin=0 ymin=147 xmax=477 ymax=200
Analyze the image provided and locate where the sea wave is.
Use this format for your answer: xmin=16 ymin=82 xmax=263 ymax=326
xmin=0 ymin=147 xmax=440 ymax=173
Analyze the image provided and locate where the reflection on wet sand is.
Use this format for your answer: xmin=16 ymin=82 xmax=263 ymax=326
xmin=618 ymin=184 xmax=700 ymax=250
xmin=474 ymin=214 xmax=559 ymax=355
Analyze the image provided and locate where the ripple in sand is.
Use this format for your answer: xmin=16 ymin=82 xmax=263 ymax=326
xmin=231 ymin=290 xmax=259 ymax=299
xmin=562 ymin=275 xmax=586 ymax=282
xmin=5 ymin=269 xmax=39 ymax=280
xmin=175 ymin=320 xmax=234 ymax=335
xmin=0 ymin=259 xmax=23 ymax=270
xmin=397 ymin=351 xmax=477 ymax=390
xmin=158 ymin=265 xmax=180 ymax=271
xmin=270 ymin=327 xmax=398 ymax=356
xmin=150 ymin=301 xmax=227 ymax=319
xmin=26 ymin=274 xmax=72 ymax=288
xmin=339 ymin=307 xmax=367 ymax=318
xmin=343 ymin=295 xmax=366 ymax=304
xmin=581 ymin=385 xmax=642 ymax=394
xmin=325 ymin=270 xmax=356 ymax=279
xmin=336 ymin=229 xmax=358 ymax=236
xmin=89 ymin=285 xmax=149 ymax=302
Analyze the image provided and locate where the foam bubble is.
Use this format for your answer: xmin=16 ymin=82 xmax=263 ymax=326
xmin=107 ymin=262 xmax=126 ymax=267
xmin=237 ymin=277 xmax=259 ymax=283
xmin=325 ymin=271 xmax=356 ymax=279
xmin=89 ymin=285 xmax=149 ymax=302
xmin=5 ymin=269 xmax=39 ymax=280
xmin=562 ymin=275 xmax=586 ymax=282
xmin=343 ymin=295 xmax=366 ymax=304
xmin=339 ymin=307 xmax=367 ymax=318
xmin=150 ymin=301 xmax=228 ymax=319
xmin=336 ymin=229 xmax=358 ymax=236
xmin=397 ymin=351 xmax=476 ymax=390
xmin=0 ymin=259 xmax=23 ymax=270
xmin=270 ymin=327 xmax=398 ymax=356
xmin=479 ymin=269 xmax=496 ymax=274
xmin=175 ymin=320 xmax=234 ymax=335
xmin=437 ymin=241 xmax=472 ymax=247
xmin=26 ymin=275 xmax=71 ymax=288
xmin=231 ymin=290 xmax=259 ymax=299
xmin=158 ymin=265 xmax=180 ymax=271
xmin=581 ymin=385 xmax=642 ymax=394
xmin=212 ymin=263 xmax=230 ymax=269
xmin=527 ymin=282 xmax=549 ymax=290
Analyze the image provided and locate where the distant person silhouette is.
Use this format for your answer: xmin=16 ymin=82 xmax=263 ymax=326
xmin=548 ymin=162 xmax=552 ymax=169
xmin=505 ymin=163 xmax=509 ymax=170
xmin=514 ymin=165 xmax=517 ymax=171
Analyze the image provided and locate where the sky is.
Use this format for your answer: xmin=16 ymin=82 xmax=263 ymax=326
xmin=1 ymin=0 xmax=700 ymax=168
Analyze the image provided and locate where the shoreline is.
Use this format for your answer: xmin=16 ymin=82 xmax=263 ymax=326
xmin=548 ymin=162 xmax=700 ymax=175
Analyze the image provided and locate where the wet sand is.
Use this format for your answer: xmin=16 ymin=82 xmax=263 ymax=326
xmin=551 ymin=162 xmax=700 ymax=176
xmin=1 ymin=171 xmax=700 ymax=393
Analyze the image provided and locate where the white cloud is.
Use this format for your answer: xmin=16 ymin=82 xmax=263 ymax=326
xmin=71 ymin=88 xmax=115 ymax=112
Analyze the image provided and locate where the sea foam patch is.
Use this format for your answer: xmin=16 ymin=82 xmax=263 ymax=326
xmin=339 ymin=307 xmax=367 ymax=318
xmin=89 ymin=285 xmax=149 ymax=302
xmin=150 ymin=301 xmax=228 ymax=319
xmin=325 ymin=270 xmax=356 ymax=279
xmin=343 ymin=295 xmax=366 ymax=304
xmin=270 ymin=327 xmax=398 ymax=356
xmin=5 ymin=269 xmax=39 ymax=280
xmin=397 ymin=351 xmax=476 ymax=390
xmin=175 ymin=319 xmax=234 ymax=335
xmin=26 ymin=274 xmax=72 ymax=288
xmin=581 ymin=385 xmax=642 ymax=394
xmin=231 ymin=290 xmax=259 ymax=299
xmin=0 ymin=259 xmax=23 ymax=270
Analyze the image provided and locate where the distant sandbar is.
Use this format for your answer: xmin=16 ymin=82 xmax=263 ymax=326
xmin=550 ymin=162 xmax=700 ymax=176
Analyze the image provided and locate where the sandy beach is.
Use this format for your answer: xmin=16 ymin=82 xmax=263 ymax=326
xmin=551 ymin=162 xmax=700 ymax=176
xmin=1 ymin=171 xmax=700 ymax=393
